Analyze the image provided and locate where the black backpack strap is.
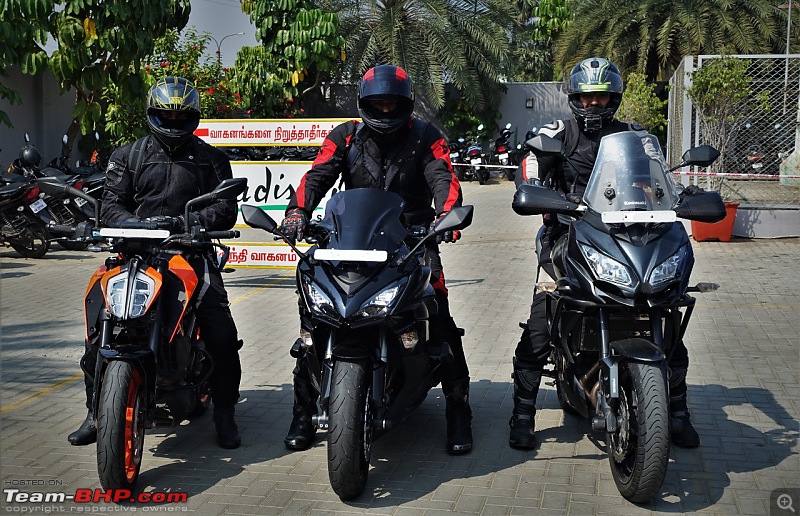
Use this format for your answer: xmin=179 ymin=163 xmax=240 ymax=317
xmin=346 ymin=122 xmax=365 ymax=169
xmin=127 ymin=135 xmax=149 ymax=189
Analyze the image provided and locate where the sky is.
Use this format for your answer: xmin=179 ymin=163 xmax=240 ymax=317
xmin=187 ymin=0 xmax=260 ymax=67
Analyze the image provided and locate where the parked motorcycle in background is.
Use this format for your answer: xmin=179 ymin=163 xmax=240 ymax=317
xmin=491 ymin=123 xmax=516 ymax=181
xmin=242 ymin=189 xmax=474 ymax=500
xmin=0 ymin=164 xmax=50 ymax=258
xmin=512 ymin=132 xmax=726 ymax=503
xmin=462 ymin=124 xmax=490 ymax=185
xmin=448 ymin=138 xmax=466 ymax=181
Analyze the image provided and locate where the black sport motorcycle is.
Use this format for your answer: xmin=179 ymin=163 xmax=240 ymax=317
xmin=0 ymin=173 xmax=50 ymax=258
xmin=512 ymin=131 xmax=726 ymax=503
xmin=241 ymin=189 xmax=473 ymax=500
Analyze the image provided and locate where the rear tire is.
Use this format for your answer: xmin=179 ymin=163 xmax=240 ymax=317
xmin=97 ymin=361 xmax=147 ymax=490
xmin=9 ymin=220 xmax=49 ymax=258
xmin=608 ymin=361 xmax=669 ymax=503
xmin=327 ymin=359 xmax=371 ymax=500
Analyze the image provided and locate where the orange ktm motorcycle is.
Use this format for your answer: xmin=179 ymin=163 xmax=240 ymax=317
xmin=39 ymin=177 xmax=247 ymax=490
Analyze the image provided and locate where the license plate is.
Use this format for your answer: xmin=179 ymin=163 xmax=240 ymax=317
xmin=751 ymin=162 xmax=763 ymax=169
xmin=74 ymin=197 xmax=87 ymax=207
xmin=30 ymin=199 xmax=47 ymax=213
xmin=499 ymin=153 xmax=509 ymax=160
xmin=470 ymin=158 xmax=482 ymax=165
xmin=450 ymin=153 xmax=460 ymax=160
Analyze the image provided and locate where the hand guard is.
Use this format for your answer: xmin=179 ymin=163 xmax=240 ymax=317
xmin=431 ymin=212 xmax=461 ymax=244
xmin=682 ymin=184 xmax=704 ymax=195
xmin=280 ymin=208 xmax=308 ymax=243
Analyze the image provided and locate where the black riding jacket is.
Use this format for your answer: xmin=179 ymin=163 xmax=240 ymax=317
xmin=517 ymin=119 xmax=641 ymax=195
xmin=288 ymin=119 xmax=462 ymax=226
xmin=101 ymin=135 xmax=237 ymax=230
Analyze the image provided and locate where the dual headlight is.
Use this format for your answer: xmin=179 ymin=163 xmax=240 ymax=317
xmin=105 ymin=271 xmax=158 ymax=319
xmin=579 ymin=243 xmax=686 ymax=289
xmin=301 ymin=275 xmax=404 ymax=322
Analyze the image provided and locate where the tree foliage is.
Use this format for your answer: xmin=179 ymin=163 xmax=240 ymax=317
xmin=554 ymin=0 xmax=789 ymax=81
xmin=329 ymin=0 xmax=516 ymax=116
xmin=616 ymin=72 xmax=668 ymax=133
xmin=242 ymin=0 xmax=345 ymax=115
xmin=0 ymin=0 xmax=191 ymax=151
xmin=506 ymin=0 xmax=571 ymax=82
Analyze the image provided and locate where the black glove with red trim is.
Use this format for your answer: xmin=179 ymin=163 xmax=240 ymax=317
xmin=431 ymin=211 xmax=461 ymax=244
xmin=280 ymin=208 xmax=308 ymax=243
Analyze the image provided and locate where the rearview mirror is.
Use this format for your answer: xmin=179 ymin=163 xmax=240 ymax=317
xmin=432 ymin=205 xmax=474 ymax=234
xmin=525 ymin=134 xmax=563 ymax=155
xmin=241 ymin=204 xmax=278 ymax=233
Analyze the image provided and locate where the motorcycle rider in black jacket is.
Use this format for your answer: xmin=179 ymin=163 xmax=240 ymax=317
xmin=280 ymin=64 xmax=473 ymax=455
xmin=510 ymin=57 xmax=701 ymax=450
xmin=67 ymin=77 xmax=244 ymax=449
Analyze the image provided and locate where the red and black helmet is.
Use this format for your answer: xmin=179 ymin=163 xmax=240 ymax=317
xmin=358 ymin=65 xmax=415 ymax=135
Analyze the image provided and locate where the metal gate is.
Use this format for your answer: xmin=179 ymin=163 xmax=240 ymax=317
xmin=667 ymin=54 xmax=800 ymax=207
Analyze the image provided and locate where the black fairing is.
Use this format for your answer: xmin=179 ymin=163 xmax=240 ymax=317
xmin=556 ymin=216 xmax=694 ymax=308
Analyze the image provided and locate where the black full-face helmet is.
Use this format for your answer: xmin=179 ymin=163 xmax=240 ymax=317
xmin=358 ymin=65 xmax=415 ymax=135
xmin=19 ymin=145 xmax=41 ymax=167
xmin=146 ymin=77 xmax=201 ymax=149
xmin=566 ymin=57 xmax=624 ymax=132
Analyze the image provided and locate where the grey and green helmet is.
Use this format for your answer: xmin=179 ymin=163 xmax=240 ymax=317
xmin=146 ymin=77 xmax=201 ymax=149
xmin=566 ymin=58 xmax=623 ymax=132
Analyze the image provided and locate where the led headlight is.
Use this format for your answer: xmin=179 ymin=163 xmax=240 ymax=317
xmin=301 ymin=276 xmax=338 ymax=319
xmin=649 ymin=246 xmax=687 ymax=287
xmin=579 ymin=243 xmax=634 ymax=288
xmin=354 ymin=285 xmax=401 ymax=319
xmin=106 ymin=271 xmax=157 ymax=319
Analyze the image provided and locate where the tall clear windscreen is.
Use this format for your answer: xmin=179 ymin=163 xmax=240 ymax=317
xmin=583 ymin=132 xmax=678 ymax=214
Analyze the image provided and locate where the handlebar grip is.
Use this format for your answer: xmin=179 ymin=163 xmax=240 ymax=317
xmin=206 ymin=230 xmax=239 ymax=239
xmin=114 ymin=220 xmax=161 ymax=230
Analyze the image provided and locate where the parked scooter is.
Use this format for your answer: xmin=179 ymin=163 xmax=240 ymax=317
xmin=512 ymin=131 xmax=726 ymax=503
xmin=39 ymin=176 xmax=247 ymax=490
xmin=241 ymin=189 xmax=474 ymax=500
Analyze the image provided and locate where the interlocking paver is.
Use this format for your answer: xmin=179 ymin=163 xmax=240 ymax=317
xmin=1 ymin=179 xmax=798 ymax=515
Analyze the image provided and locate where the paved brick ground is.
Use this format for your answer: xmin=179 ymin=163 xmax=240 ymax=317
xmin=1 ymin=178 xmax=798 ymax=515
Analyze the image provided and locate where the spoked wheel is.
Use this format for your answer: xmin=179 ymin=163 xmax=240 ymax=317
xmin=97 ymin=361 xmax=147 ymax=490
xmin=327 ymin=359 xmax=372 ymax=501
xmin=607 ymin=361 xmax=669 ymax=503
xmin=8 ymin=221 xmax=49 ymax=258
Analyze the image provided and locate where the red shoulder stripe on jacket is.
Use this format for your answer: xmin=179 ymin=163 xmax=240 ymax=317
xmin=431 ymin=137 xmax=461 ymax=211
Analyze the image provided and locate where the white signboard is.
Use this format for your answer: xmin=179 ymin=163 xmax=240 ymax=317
xmin=221 ymin=242 xmax=310 ymax=268
xmin=194 ymin=118 xmax=355 ymax=146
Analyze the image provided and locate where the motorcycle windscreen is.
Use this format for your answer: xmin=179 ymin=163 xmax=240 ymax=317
xmin=319 ymin=189 xmax=408 ymax=252
xmin=583 ymin=132 xmax=679 ymax=214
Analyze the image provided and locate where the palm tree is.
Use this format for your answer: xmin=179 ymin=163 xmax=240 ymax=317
xmin=327 ymin=0 xmax=518 ymax=111
xmin=555 ymin=0 xmax=788 ymax=81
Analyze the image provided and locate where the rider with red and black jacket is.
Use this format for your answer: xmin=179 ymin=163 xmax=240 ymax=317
xmin=280 ymin=64 xmax=473 ymax=456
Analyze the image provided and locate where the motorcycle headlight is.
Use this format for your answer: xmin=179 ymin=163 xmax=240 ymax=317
xmin=354 ymin=284 xmax=401 ymax=320
xmin=579 ymin=244 xmax=634 ymax=288
xmin=105 ymin=271 xmax=157 ymax=319
xmin=649 ymin=246 xmax=687 ymax=287
xmin=301 ymin=276 xmax=339 ymax=320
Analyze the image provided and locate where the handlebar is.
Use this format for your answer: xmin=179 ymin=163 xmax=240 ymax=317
xmin=207 ymin=230 xmax=240 ymax=240
xmin=114 ymin=220 xmax=164 ymax=230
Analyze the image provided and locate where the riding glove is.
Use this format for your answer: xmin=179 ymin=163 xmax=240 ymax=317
xmin=432 ymin=212 xmax=461 ymax=244
xmin=281 ymin=208 xmax=309 ymax=243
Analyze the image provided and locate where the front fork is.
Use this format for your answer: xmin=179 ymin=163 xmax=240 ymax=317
xmin=592 ymin=308 xmax=668 ymax=433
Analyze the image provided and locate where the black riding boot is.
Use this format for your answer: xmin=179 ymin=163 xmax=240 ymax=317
xmin=68 ymin=343 xmax=97 ymax=446
xmin=442 ymin=377 xmax=473 ymax=455
xmin=669 ymin=367 xmax=700 ymax=448
xmin=285 ymin=377 xmax=318 ymax=451
xmin=68 ymin=409 xmax=97 ymax=446
xmin=212 ymin=404 xmax=241 ymax=449
xmin=509 ymin=366 xmax=541 ymax=450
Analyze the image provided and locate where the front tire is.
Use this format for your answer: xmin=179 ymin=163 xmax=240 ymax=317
xmin=608 ymin=361 xmax=669 ymax=504
xmin=327 ymin=359 xmax=371 ymax=500
xmin=97 ymin=361 xmax=147 ymax=490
